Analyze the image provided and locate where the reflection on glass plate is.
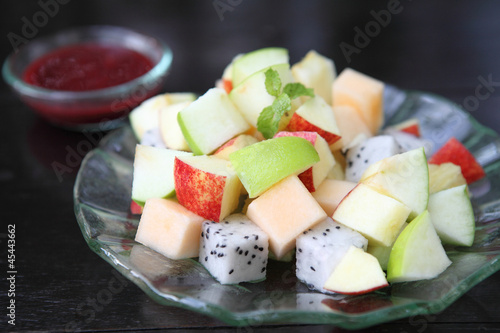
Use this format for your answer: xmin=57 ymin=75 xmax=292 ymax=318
xmin=74 ymin=85 xmax=500 ymax=329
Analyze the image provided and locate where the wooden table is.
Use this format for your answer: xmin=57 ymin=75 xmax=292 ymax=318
xmin=2 ymin=1 xmax=499 ymax=331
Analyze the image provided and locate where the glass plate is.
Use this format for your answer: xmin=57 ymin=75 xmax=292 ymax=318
xmin=74 ymin=85 xmax=500 ymax=329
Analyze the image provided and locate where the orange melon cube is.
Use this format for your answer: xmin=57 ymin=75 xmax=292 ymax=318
xmin=135 ymin=198 xmax=205 ymax=260
xmin=332 ymin=68 xmax=384 ymax=135
xmin=246 ymin=175 xmax=327 ymax=259
xmin=330 ymin=105 xmax=373 ymax=151
xmin=312 ymin=179 xmax=356 ymax=216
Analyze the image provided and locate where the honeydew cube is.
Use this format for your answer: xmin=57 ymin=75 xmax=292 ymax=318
xmin=332 ymin=183 xmax=411 ymax=246
xmin=135 ymin=198 xmax=205 ymax=259
xmin=332 ymin=68 xmax=384 ymax=134
xmin=178 ymin=88 xmax=250 ymax=155
xmin=312 ymin=179 xmax=356 ymax=216
xmin=246 ymin=175 xmax=328 ymax=259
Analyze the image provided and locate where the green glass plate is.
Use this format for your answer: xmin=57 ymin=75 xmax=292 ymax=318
xmin=74 ymin=85 xmax=500 ymax=329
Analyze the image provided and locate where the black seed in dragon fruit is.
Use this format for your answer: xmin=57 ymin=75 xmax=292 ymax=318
xmin=199 ymin=214 xmax=269 ymax=284
xmin=345 ymin=135 xmax=401 ymax=182
xmin=140 ymin=127 xmax=166 ymax=148
xmin=296 ymin=217 xmax=367 ymax=293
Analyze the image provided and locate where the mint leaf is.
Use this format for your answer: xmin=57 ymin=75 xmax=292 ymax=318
xmin=257 ymin=93 xmax=291 ymax=139
xmin=283 ymin=82 xmax=314 ymax=100
xmin=264 ymin=69 xmax=282 ymax=97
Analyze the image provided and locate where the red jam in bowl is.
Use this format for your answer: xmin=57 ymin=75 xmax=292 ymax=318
xmin=23 ymin=43 xmax=153 ymax=91
xmin=20 ymin=42 xmax=161 ymax=128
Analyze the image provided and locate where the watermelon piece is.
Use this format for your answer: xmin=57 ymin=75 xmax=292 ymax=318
xmin=428 ymin=137 xmax=485 ymax=184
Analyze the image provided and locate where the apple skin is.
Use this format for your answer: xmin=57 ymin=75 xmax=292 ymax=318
xmin=130 ymin=200 xmax=143 ymax=215
xmin=173 ymin=156 xmax=240 ymax=222
xmin=428 ymin=137 xmax=485 ymax=184
xmin=229 ymin=136 xmax=319 ymax=198
xmin=286 ymin=111 xmax=341 ymax=145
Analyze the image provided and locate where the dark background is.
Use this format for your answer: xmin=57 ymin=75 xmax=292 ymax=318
xmin=1 ymin=1 xmax=500 ymax=332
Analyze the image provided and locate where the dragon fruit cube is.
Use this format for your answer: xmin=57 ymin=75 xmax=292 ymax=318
xmin=199 ymin=214 xmax=269 ymax=284
xmin=296 ymin=218 xmax=367 ymax=293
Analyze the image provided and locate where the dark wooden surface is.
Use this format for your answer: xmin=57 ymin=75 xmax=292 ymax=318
xmin=1 ymin=1 xmax=500 ymax=332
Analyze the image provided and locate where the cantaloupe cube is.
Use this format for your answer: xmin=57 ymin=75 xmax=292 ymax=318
xmin=246 ymin=175 xmax=327 ymax=259
xmin=135 ymin=198 xmax=205 ymax=259
xmin=330 ymin=105 xmax=373 ymax=151
xmin=312 ymin=179 xmax=356 ymax=216
xmin=332 ymin=68 xmax=384 ymax=135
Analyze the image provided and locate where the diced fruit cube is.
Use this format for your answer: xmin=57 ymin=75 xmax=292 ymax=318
xmin=229 ymin=63 xmax=296 ymax=128
xmin=285 ymin=96 xmax=341 ymax=145
xmin=330 ymin=105 xmax=373 ymax=151
xmin=345 ymin=135 xmax=401 ymax=182
xmin=428 ymin=185 xmax=475 ymax=246
xmin=291 ymin=50 xmax=336 ymax=104
xmin=428 ymin=163 xmax=467 ymax=194
xmin=177 ymin=88 xmax=250 ymax=155
xmin=199 ymin=214 xmax=269 ymax=284
xmin=388 ymin=118 xmax=421 ymax=137
xmin=332 ymin=68 xmax=384 ymax=134
xmin=129 ymin=92 xmax=196 ymax=141
xmin=135 ymin=198 xmax=205 ymax=259
xmin=159 ymin=101 xmax=192 ymax=151
xmin=229 ymin=136 xmax=319 ymax=198
xmin=332 ymin=183 xmax=411 ymax=246
xmin=232 ymin=47 xmax=289 ymax=87
xmin=131 ymin=145 xmax=192 ymax=205
xmin=296 ymin=218 xmax=367 ymax=293
xmin=174 ymin=155 xmax=242 ymax=222
xmin=387 ymin=210 xmax=452 ymax=283
xmin=323 ymin=245 xmax=388 ymax=295
xmin=274 ymin=131 xmax=335 ymax=192
xmin=213 ymin=134 xmax=259 ymax=161
xmin=428 ymin=137 xmax=485 ymax=184
xmin=311 ymin=179 xmax=356 ymax=216
xmin=246 ymin=175 xmax=327 ymax=259
xmin=360 ymin=147 xmax=429 ymax=220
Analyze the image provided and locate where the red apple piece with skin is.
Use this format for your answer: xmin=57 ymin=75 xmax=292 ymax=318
xmin=174 ymin=155 xmax=242 ymax=222
xmin=428 ymin=137 xmax=485 ymax=184
xmin=274 ymin=131 xmax=335 ymax=192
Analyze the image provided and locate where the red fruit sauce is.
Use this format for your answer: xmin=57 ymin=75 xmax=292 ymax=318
xmin=23 ymin=43 xmax=153 ymax=91
xmin=22 ymin=43 xmax=158 ymax=126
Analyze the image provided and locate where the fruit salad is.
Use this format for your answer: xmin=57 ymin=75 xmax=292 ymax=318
xmin=129 ymin=47 xmax=485 ymax=295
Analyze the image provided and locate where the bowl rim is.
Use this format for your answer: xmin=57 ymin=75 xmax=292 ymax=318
xmin=2 ymin=25 xmax=173 ymax=101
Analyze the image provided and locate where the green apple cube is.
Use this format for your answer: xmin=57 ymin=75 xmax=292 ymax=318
xmin=428 ymin=184 xmax=475 ymax=246
xmin=361 ymin=147 xmax=429 ymax=220
xmin=232 ymin=47 xmax=289 ymax=87
xmin=177 ymin=88 xmax=250 ymax=155
xmin=131 ymin=145 xmax=192 ymax=205
xmin=129 ymin=92 xmax=196 ymax=141
xmin=229 ymin=136 xmax=319 ymax=198
xmin=229 ymin=63 xmax=295 ymax=128
xmin=387 ymin=210 xmax=452 ymax=283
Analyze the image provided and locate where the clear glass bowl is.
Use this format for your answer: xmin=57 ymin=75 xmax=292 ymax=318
xmin=3 ymin=25 xmax=173 ymax=131
xmin=74 ymin=85 xmax=500 ymax=329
